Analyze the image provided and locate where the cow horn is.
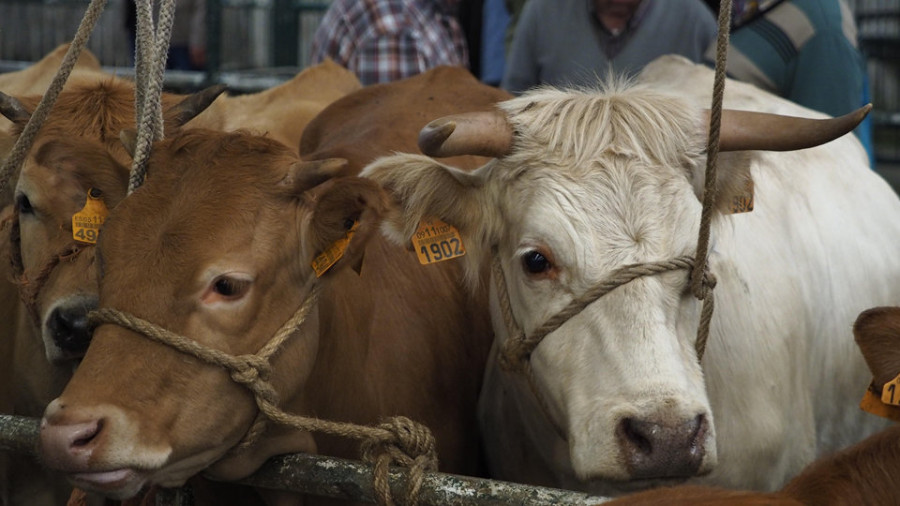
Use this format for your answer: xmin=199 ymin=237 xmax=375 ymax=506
xmin=0 ymin=92 xmax=32 ymax=126
xmin=418 ymin=110 xmax=513 ymax=158
xmin=167 ymin=84 xmax=227 ymax=127
xmin=715 ymin=104 xmax=871 ymax=152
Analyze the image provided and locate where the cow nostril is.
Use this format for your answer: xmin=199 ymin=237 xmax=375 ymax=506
xmin=620 ymin=417 xmax=652 ymax=455
xmin=47 ymin=305 xmax=93 ymax=353
xmin=72 ymin=419 xmax=102 ymax=448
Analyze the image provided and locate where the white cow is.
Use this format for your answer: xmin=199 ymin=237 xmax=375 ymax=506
xmin=361 ymin=55 xmax=899 ymax=495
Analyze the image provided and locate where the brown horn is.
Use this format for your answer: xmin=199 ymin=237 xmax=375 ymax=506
xmin=0 ymin=92 xmax=32 ymax=126
xmin=166 ymin=84 xmax=227 ymax=128
xmin=418 ymin=110 xmax=514 ymax=158
xmin=713 ymin=104 xmax=871 ymax=152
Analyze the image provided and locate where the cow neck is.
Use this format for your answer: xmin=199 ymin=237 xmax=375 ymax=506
xmin=489 ymin=245 xmax=717 ymax=428
xmin=88 ymin=277 xmax=441 ymax=506
xmin=8 ymin=207 xmax=87 ymax=328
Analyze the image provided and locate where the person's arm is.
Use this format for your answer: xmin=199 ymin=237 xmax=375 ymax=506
xmin=189 ymin=0 xmax=206 ymax=69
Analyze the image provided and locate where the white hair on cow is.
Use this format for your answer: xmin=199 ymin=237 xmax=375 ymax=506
xmin=499 ymin=79 xmax=707 ymax=173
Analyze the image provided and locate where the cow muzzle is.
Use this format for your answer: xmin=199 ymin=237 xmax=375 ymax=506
xmin=616 ymin=412 xmax=709 ymax=480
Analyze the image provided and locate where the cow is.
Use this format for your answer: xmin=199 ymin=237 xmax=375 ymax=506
xmin=0 ymin=77 xmax=224 ymax=505
xmin=35 ymin=67 xmax=506 ymax=503
xmin=0 ymin=43 xmax=106 ymax=135
xmin=190 ymin=59 xmax=362 ymax=153
xmin=0 ymin=60 xmax=367 ymax=505
xmin=360 ymin=54 xmax=900 ymax=495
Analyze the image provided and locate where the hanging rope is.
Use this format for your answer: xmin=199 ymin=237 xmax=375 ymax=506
xmin=128 ymin=0 xmax=177 ymax=194
xmin=0 ymin=0 xmax=108 ymax=199
xmin=690 ymin=0 xmax=733 ymax=359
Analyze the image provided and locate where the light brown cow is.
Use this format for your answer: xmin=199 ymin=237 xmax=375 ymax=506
xmin=36 ymin=67 xmax=506 ymax=503
xmin=191 ymin=59 xmax=362 ymax=153
xmin=0 ymin=43 xmax=107 ymax=134
xmin=0 ymin=79 xmax=222 ymax=506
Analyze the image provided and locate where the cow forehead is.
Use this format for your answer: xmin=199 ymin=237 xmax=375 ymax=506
xmin=493 ymin=159 xmax=699 ymax=269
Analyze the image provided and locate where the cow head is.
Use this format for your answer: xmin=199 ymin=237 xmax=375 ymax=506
xmin=0 ymin=81 xmax=224 ymax=365
xmin=362 ymin=83 xmax=868 ymax=488
xmin=38 ymin=129 xmax=386 ymax=498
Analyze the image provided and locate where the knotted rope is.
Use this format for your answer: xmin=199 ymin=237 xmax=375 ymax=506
xmin=690 ymin=0 xmax=733 ymax=313
xmin=0 ymin=0 xmax=108 ymax=198
xmin=89 ymin=282 xmax=438 ymax=505
xmin=129 ymin=0 xmax=177 ymax=194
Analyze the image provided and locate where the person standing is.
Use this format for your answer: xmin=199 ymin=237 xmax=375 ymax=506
xmin=310 ymin=0 xmax=468 ymax=85
xmin=502 ymin=0 xmax=717 ymax=94
xmin=708 ymin=0 xmax=874 ymax=164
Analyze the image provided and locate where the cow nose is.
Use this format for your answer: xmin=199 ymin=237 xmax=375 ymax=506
xmin=616 ymin=413 xmax=707 ymax=479
xmin=40 ymin=415 xmax=103 ymax=472
xmin=47 ymin=304 xmax=93 ymax=354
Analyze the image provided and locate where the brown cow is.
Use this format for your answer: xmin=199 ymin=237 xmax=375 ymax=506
xmin=0 ymin=79 xmax=222 ymax=506
xmin=34 ymin=129 xmax=486 ymax=503
xmin=191 ymin=59 xmax=362 ymax=153
xmin=36 ymin=67 xmax=506 ymax=503
xmin=0 ymin=43 xmax=107 ymax=135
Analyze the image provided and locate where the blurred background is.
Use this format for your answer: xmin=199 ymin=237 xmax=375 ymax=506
xmin=0 ymin=0 xmax=896 ymax=182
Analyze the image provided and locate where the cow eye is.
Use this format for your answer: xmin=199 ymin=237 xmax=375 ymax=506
xmin=15 ymin=194 xmax=34 ymax=215
xmin=211 ymin=276 xmax=250 ymax=300
xmin=522 ymin=250 xmax=551 ymax=274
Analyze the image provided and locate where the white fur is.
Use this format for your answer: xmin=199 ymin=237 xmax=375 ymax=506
xmin=362 ymin=55 xmax=896 ymax=494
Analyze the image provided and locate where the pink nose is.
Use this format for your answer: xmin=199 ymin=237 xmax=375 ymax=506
xmin=40 ymin=415 xmax=103 ymax=472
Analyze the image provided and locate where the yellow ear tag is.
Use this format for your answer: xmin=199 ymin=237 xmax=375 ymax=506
xmin=882 ymin=373 xmax=900 ymax=406
xmin=412 ymin=218 xmax=466 ymax=265
xmin=72 ymin=188 xmax=108 ymax=244
xmin=728 ymin=178 xmax=754 ymax=214
xmin=860 ymin=385 xmax=900 ymax=423
xmin=311 ymin=221 xmax=359 ymax=278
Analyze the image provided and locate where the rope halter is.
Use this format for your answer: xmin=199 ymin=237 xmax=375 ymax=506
xmin=493 ymin=249 xmax=717 ymax=374
xmin=88 ymin=281 xmax=439 ymax=505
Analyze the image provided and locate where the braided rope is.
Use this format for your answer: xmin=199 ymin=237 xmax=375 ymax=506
xmin=129 ymin=0 xmax=177 ymax=194
xmin=0 ymin=0 xmax=108 ymax=198
xmin=496 ymin=253 xmax=717 ymax=373
xmin=89 ymin=283 xmax=438 ymax=505
xmin=691 ymin=0 xmax=733 ymax=302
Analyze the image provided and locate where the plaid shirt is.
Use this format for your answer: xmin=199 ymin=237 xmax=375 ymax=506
xmin=310 ymin=0 xmax=468 ymax=85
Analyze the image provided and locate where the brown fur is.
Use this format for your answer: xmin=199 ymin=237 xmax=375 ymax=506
xmin=189 ymin=59 xmax=362 ymax=153
xmin=300 ymin=65 xmax=511 ymax=173
xmin=854 ymin=307 xmax=900 ymax=390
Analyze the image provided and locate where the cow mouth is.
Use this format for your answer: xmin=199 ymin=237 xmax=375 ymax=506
xmin=70 ymin=468 xmax=146 ymax=499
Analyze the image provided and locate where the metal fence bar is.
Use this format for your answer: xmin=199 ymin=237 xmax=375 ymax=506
xmin=0 ymin=414 xmax=611 ymax=505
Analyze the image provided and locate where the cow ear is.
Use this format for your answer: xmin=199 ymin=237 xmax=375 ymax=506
xmin=287 ymin=158 xmax=349 ymax=194
xmin=306 ymin=177 xmax=388 ymax=277
xmin=362 ymin=153 xmax=491 ymax=284
xmin=854 ymin=307 xmax=900 ymax=390
xmin=119 ymin=129 xmax=137 ymax=159
xmin=690 ymin=146 xmax=756 ymax=216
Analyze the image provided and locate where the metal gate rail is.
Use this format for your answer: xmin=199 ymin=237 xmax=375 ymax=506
xmin=0 ymin=414 xmax=611 ymax=505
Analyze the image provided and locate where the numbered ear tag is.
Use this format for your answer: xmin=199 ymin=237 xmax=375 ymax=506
xmin=860 ymin=386 xmax=900 ymax=422
xmin=72 ymin=188 xmax=108 ymax=244
xmin=311 ymin=221 xmax=359 ymax=278
xmin=728 ymin=178 xmax=754 ymax=214
xmin=882 ymin=374 xmax=900 ymax=406
xmin=412 ymin=218 xmax=466 ymax=265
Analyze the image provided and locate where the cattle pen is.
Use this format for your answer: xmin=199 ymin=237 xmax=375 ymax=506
xmin=0 ymin=414 xmax=610 ymax=505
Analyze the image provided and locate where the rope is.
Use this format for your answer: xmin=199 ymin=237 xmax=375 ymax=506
xmin=129 ymin=0 xmax=178 ymax=194
xmin=690 ymin=0 xmax=733 ymax=308
xmin=89 ymin=283 xmax=438 ymax=506
xmin=0 ymin=0 xmax=108 ymax=199
xmin=495 ymin=253 xmax=717 ymax=372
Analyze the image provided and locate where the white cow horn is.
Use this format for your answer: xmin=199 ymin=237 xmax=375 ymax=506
xmin=715 ymin=104 xmax=871 ymax=152
xmin=418 ymin=110 xmax=514 ymax=158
